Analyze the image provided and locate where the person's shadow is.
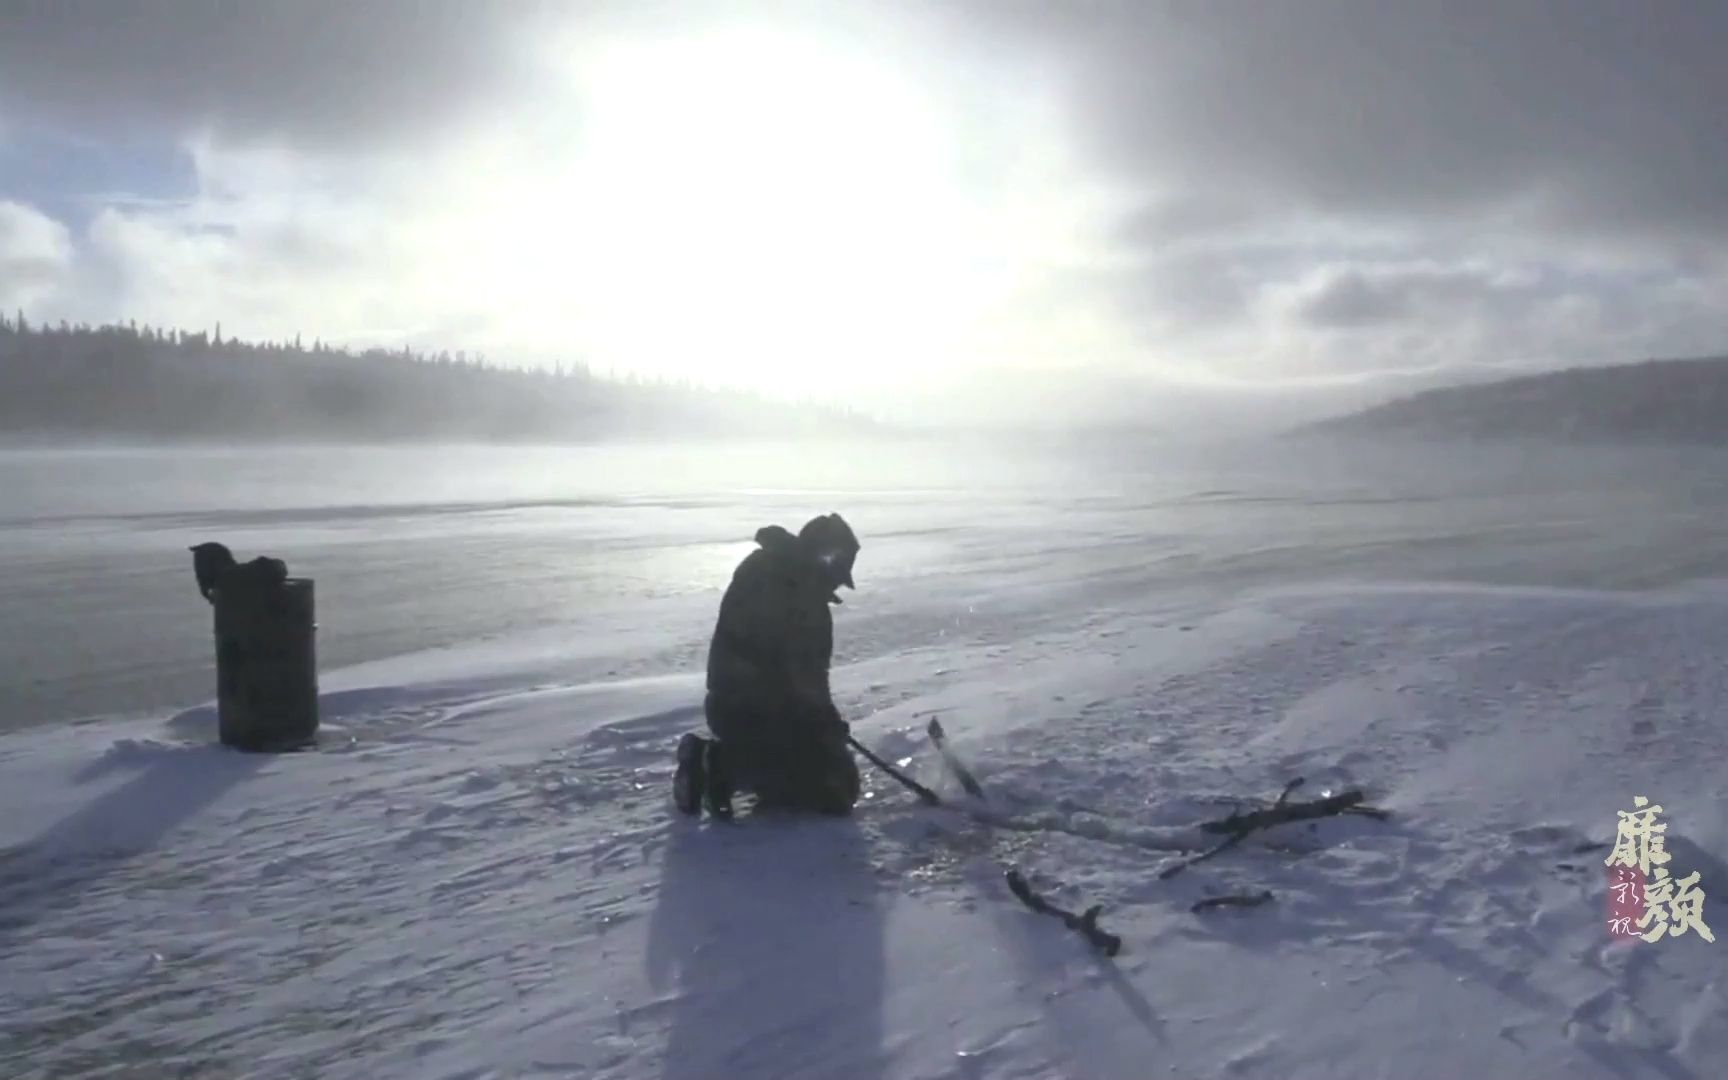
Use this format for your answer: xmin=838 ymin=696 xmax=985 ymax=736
xmin=645 ymin=810 xmax=886 ymax=1080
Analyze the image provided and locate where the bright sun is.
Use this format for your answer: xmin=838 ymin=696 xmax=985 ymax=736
xmin=514 ymin=28 xmax=1010 ymax=400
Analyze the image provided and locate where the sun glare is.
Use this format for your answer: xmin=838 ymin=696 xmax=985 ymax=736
xmin=510 ymin=29 xmax=1009 ymax=400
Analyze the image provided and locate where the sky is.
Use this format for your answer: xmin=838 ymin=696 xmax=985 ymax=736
xmin=0 ymin=1 xmax=1724 ymax=428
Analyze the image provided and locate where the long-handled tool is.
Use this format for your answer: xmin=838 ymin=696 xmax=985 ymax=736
xmin=847 ymin=734 xmax=942 ymax=805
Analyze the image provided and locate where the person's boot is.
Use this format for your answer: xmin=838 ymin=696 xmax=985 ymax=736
xmin=703 ymin=738 xmax=734 ymax=820
xmin=673 ymin=732 xmax=707 ymax=815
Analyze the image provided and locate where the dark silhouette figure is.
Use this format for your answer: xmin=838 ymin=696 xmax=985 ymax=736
xmin=190 ymin=543 xmax=288 ymax=605
xmin=189 ymin=541 xmax=237 ymax=603
xmin=675 ymin=514 xmax=863 ymax=817
xmin=230 ymin=555 xmax=289 ymax=592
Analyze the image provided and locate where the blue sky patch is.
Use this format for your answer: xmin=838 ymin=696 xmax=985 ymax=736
xmin=0 ymin=127 xmax=196 ymax=232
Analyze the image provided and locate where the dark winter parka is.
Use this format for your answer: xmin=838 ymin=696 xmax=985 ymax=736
xmin=705 ymin=516 xmax=860 ymax=741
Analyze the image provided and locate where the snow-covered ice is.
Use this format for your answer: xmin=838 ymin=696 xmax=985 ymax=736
xmin=5 ymin=575 xmax=1725 ymax=1078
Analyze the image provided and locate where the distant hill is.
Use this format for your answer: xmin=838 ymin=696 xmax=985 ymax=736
xmin=0 ymin=315 xmax=872 ymax=444
xmin=1302 ymin=354 xmax=1728 ymax=443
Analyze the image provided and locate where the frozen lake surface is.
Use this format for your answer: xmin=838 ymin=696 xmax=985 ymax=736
xmin=2 ymin=435 xmax=1726 ymax=1077
xmin=8 ymin=435 xmax=1728 ymax=733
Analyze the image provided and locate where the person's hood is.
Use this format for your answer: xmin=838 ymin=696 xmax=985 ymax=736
xmin=752 ymin=519 xmax=857 ymax=602
xmin=797 ymin=513 xmax=859 ymax=590
xmin=754 ymin=525 xmax=798 ymax=551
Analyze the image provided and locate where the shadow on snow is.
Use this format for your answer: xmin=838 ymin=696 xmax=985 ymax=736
xmin=645 ymin=809 xmax=888 ymax=1080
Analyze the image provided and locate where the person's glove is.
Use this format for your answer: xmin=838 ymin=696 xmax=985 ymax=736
xmin=816 ymin=703 xmax=850 ymax=739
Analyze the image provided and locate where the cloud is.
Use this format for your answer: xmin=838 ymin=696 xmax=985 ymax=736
xmin=1258 ymin=256 xmax=1728 ymax=377
xmin=2 ymin=10 xmax=1114 ymax=402
xmin=936 ymin=1 xmax=1728 ymax=399
xmin=1285 ymin=264 xmax=1541 ymax=329
xmin=0 ymin=0 xmax=566 ymax=150
xmin=2 ymin=1 xmax=1726 ymax=426
xmin=0 ymin=200 xmax=73 ymax=311
xmin=69 ymin=141 xmax=499 ymax=345
xmin=978 ymin=2 xmax=1728 ymax=249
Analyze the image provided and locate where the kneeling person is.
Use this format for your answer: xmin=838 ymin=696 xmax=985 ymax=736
xmin=675 ymin=513 xmax=862 ymax=818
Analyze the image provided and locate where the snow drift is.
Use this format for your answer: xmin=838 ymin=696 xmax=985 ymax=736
xmin=3 ymin=582 xmax=1725 ymax=1078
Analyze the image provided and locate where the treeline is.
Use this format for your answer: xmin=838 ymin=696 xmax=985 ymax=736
xmin=0 ymin=314 xmax=869 ymax=443
xmin=1305 ymin=353 xmax=1728 ymax=444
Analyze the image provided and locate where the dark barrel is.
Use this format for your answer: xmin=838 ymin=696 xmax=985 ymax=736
xmin=214 ymin=575 xmax=319 ymax=751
